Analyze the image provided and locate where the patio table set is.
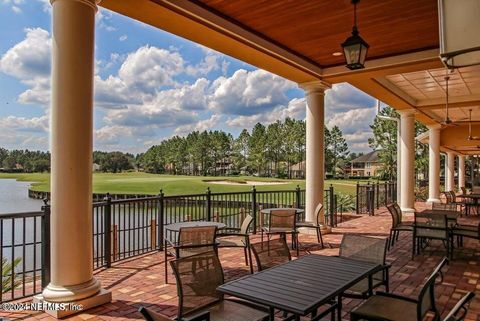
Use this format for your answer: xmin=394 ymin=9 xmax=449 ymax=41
xmin=137 ymin=205 xmax=475 ymax=321
xmin=387 ymin=192 xmax=480 ymax=260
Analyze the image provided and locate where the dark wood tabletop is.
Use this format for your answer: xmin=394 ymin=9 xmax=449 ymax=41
xmin=419 ymin=209 xmax=460 ymax=221
xmin=217 ymin=254 xmax=381 ymax=317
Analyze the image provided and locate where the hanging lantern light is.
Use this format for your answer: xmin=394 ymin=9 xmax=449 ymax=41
xmin=341 ymin=0 xmax=370 ymax=70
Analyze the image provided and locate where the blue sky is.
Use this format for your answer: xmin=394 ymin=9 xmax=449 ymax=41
xmin=0 ymin=0 xmax=378 ymax=154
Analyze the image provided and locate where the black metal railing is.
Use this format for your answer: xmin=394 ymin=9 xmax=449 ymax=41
xmin=356 ymin=181 xmax=397 ymax=215
xmin=0 ymin=206 xmax=49 ymax=302
xmin=2 ymin=185 xmax=353 ymax=302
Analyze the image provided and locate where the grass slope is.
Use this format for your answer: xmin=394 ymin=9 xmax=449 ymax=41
xmin=0 ymin=172 xmax=361 ymax=196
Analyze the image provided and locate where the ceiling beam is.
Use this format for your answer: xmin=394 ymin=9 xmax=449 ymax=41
xmin=323 ymin=49 xmax=443 ymax=84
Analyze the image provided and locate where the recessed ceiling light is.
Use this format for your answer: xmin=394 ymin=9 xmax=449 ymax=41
xmin=332 ymin=52 xmax=343 ymax=56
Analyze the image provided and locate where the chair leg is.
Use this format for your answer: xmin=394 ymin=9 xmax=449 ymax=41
xmin=388 ymin=230 xmax=393 ymax=250
xmin=164 ymin=240 xmax=168 ymax=284
xmin=317 ymin=226 xmax=324 ymax=249
xmin=244 ymin=247 xmax=249 ymax=266
xmin=396 ymin=230 xmax=400 ymax=241
xmin=248 ymin=245 xmax=254 ymax=274
xmin=337 ymin=295 xmax=342 ymax=321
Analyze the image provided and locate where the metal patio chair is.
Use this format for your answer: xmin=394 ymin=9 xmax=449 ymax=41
xmin=261 ymin=209 xmax=299 ymax=256
xmin=250 ymin=237 xmax=291 ymax=271
xmin=387 ymin=203 xmax=412 ymax=250
xmin=452 ymin=222 xmax=480 ymax=249
xmin=169 ymin=250 xmax=270 ymax=321
xmin=139 ymin=306 xmax=209 ymax=321
xmin=164 ymin=225 xmax=218 ymax=283
xmin=216 ymin=214 xmax=254 ymax=274
xmin=442 ymin=291 xmax=475 ymax=321
xmin=432 ymin=202 xmax=458 ymax=211
xmin=339 ymin=234 xmax=390 ymax=299
xmin=295 ymin=202 xmax=324 ymax=248
xmin=350 ymin=257 xmax=448 ymax=321
xmin=413 ymin=212 xmax=452 ymax=259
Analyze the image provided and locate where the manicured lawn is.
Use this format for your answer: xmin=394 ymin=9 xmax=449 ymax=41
xmin=0 ymin=172 xmax=372 ymax=196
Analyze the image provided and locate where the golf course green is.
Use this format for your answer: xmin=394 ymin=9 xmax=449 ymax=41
xmin=0 ymin=172 xmax=364 ymax=196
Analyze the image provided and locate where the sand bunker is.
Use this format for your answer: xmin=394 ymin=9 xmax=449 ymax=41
xmin=207 ymin=180 xmax=288 ymax=186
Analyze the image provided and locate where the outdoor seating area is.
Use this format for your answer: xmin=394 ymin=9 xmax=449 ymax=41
xmin=2 ymin=202 xmax=480 ymax=321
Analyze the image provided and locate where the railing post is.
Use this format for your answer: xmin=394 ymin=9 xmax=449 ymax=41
xmin=41 ymin=199 xmax=51 ymax=289
xmin=376 ymin=182 xmax=380 ymax=209
xmin=356 ymin=182 xmax=360 ymax=214
xmin=295 ymin=185 xmax=301 ymax=209
xmin=384 ymin=182 xmax=388 ymax=206
xmin=158 ymin=190 xmax=164 ymax=251
xmin=329 ymin=184 xmax=334 ymax=227
xmin=333 ymin=194 xmax=338 ymax=227
xmin=206 ymin=187 xmax=212 ymax=221
xmin=104 ymin=193 xmax=112 ymax=268
xmin=252 ymin=186 xmax=257 ymax=234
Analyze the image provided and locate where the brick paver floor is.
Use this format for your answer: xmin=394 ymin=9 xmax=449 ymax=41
xmin=1 ymin=202 xmax=480 ymax=320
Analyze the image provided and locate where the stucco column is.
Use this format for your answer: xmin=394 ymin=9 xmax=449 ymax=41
xmin=38 ymin=0 xmax=111 ymax=317
xmin=399 ymin=110 xmax=415 ymax=213
xmin=300 ymin=81 xmax=330 ymax=225
xmin=458 ymin=155 xmax=465 ymax=191
xmin=446 ymin=152 xmax=455 ymax=192
xmin=427 ymin=125 xmax=441 ymax=203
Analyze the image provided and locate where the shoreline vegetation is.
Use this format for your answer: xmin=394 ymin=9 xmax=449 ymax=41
xmin=0 ymin=172 xmax=368 ymax=196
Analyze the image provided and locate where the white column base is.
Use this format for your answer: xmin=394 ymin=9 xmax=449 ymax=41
xmin=426 ymin=198 xmax=441 ymax=204
xmin=297 ymin=225 xmax=332 ymax=235
xmin=400 ymin=207 xmax=415 ymax=214
xmin=34 ymin=288 xmax=111 ymax=318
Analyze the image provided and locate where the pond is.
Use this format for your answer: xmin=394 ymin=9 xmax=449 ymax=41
xmin=0 ymin=179 xmax=43 ymax=214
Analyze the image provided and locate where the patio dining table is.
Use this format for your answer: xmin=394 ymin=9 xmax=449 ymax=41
xmin=217 ymin=254 xmax=382 ymax=321
xmin=419 ymin=209 xmax=460 ymax=222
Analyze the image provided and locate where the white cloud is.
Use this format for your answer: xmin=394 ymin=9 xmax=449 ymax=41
xmin=119 ymin=35 xmax=128 ymax=42
xmin=209 ymin=69 xmax=295 ymax=116
xmin=2 ymin=0 xmax=24 ymax=13
xmin=0 ymin=28 xmax=51 ymax=80
xmin=118 ymin=45 xmax=184 ymax=93
xmin=0 ymin=115 xmax=49 ymax=133
xmin=226 ymin=97 xmax=305 ymax=128
xmin=174 ymin=114 xmax=221 ymax=136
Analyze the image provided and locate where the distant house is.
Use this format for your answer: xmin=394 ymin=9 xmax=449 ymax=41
xmin=289 ymin=161 xmax=305 ymax=178
xmin=347 ymin=151 xmax=381 ymax=177
xmin=92 ymin=163 xmax=101 ymax=172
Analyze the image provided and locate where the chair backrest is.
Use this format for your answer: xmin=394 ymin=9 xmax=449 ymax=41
xmin=139 ymin=307 xmax=174 ymax=321
xmin=432 ymin=202 xmax=457 ymax=212
xmin=417 ymin=257 xmax=449 ymax=319
xmin=177 ymin=226 xmax=217 ymax=257
xmin=269 ymin=209 xmax=296 ymax=229
xmin=387 ymin=203 xmax=400 ymax=228
xmin=414 ymin=212 xmax=449 ymax=240
xmin=250 ymin=237 xmax=291 ymax=271
xmin=239 ymin=214 xmax=254 ymax=235
xmin=314 ymin=203 xmax=324 ymax=225
xmin=393 ymin=202 xmax=404 ymax=223
xmin=443 ymin=292 xmax=475 ymax=321
xmin=443 ymin=191 xmax=454 ymax=204
xmin=339 ymin=234 xmax=388 ymax=265
xmin=170 ymin=250 xmax=224 ymax=318
xmin=450 ymin=191 xmax=457 ymax=202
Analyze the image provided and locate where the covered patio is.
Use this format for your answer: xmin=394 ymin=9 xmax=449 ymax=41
xmin=9 ymin=0 xmax=480 ymax=319
xmin=2 ymin=204 xmax=480 ymax=320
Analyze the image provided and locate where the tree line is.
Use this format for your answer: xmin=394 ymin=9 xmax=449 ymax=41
xmin=1 ymin=118 xmax=371 ymax=178
xmin=137 ymin=118 xmax=354 ymax=178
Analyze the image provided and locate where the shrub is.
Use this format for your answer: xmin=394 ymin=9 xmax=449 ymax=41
xmin=2 ymin=257 xmax=21 ymax=294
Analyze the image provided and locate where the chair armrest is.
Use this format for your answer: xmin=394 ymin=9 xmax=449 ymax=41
xmin=375 ymin=291 xmax=418 ymax=303
xmin=173 ymin=242 xmax=219 ymax=250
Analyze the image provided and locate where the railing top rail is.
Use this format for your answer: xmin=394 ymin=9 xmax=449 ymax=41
xmin=210 ymin=191 xmax=252 ymax=196
xmin=256 ymin=189 xmax=303 ymax=194
xmin=109 ymin=196 xmax=161 ymax=204
xmin=0 ymin=211 xmax=45 ymax=219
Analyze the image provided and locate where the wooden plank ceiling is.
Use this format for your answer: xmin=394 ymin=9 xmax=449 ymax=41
xmin=194 ymin=0 xmax=439 ymax=68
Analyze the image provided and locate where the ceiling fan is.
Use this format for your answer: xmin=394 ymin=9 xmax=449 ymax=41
xmin=467 ymin=109 xmax=480 ymax=140
xmin=440 ymin=67 xmax=456 ymax=126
